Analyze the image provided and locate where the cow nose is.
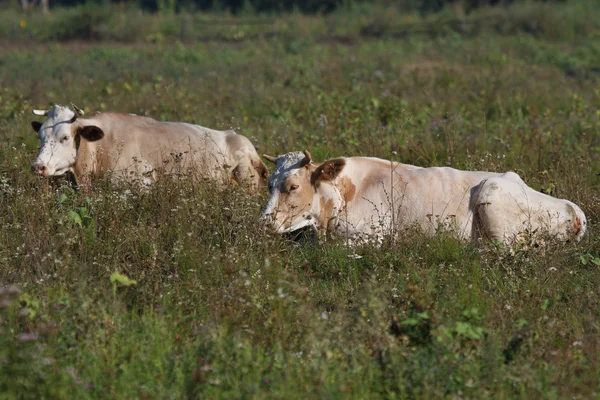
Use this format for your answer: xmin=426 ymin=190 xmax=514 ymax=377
xmin=32 ymin=163 xmax=48 ymax=176
xmin=259 ymin=213 xmax=274 ymax=228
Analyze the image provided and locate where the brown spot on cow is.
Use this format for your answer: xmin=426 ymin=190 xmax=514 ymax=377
xmin=318 ymin=196 xmax=335 ymax=230
xmin=339 ymin=176 xmax=356 ymax=203
xmin=565 ymin=203 xmax=584 ymax=237
xmin=572 ymin=216 xmax=582 ymax=236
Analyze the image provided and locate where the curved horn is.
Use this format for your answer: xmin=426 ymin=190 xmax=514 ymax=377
xmin=32 ymin=109 xmax=48 ymax=116
xmin=299 ymin=150 xmax=312 ymax=167
xmin=70 ymin=103 xmax=85 ymax=116
xmin=263 ymin=154 xmax=277 ymax=164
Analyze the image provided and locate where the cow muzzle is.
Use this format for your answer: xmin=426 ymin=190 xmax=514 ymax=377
xmin=260 ymin=211 xmax=316 ymax=234
xmin=259 ymin=212 xmax=276 ymax=230
xmin=31 ymin=163 xmax=49 ymax=177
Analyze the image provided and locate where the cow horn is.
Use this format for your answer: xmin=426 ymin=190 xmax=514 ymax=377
xmin=299 ymin=150 xmax=312 ymax=167
xmin=32 ymin=109 xmax=48 ymax=116
xmin=263 ymin=154 xmax=277 ymax=164
xmin=70 ymin=103 xmax=85 ymax=116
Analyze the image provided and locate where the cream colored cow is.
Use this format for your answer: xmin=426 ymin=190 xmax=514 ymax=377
xmin=260 ymin=151 xmax=586 ymax=245
xmin=30 ymin=104 xmax=267 ymax=188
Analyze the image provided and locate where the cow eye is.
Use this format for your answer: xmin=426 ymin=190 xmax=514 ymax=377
xmin=60 ymin=136 xmax=69 ymax=143
xmin=289 ymin=184 xmax=299 ymax=191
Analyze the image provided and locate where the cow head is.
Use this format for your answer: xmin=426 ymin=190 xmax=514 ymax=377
xmin=260 ymin=150 xmax=348 ymax=235
xmin=31 ymin=104 xmax=104 ymax=177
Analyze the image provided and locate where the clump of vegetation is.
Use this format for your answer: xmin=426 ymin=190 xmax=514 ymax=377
xmin=1 ymin=1 xmax=600 ymax=397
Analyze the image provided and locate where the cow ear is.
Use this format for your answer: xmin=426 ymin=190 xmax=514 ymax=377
xmin=252 ymin=159 xmax=269 ymax=182
xmin=311 ymin=158 xmax=346 ymax=186
xmin=78 ymin=125 xmax=104 ymax=142
xmin=31 ymin=121 xmax=42 ymax=133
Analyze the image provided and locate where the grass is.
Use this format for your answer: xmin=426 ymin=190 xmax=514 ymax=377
xmin=1 ymin=2 xmax=600 ymax=398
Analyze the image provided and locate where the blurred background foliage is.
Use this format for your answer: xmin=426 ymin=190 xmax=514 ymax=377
xmin=6 ymin=0 xmax=569 ymax=14
xmin=1 ymin=0 xmax=597 ymax=43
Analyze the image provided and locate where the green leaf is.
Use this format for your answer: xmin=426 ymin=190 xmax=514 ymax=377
xmin=514 ymin=318 xmax=528 ymax=329
xmin=78 ymin=207 xmax=89 ymax=219
xmin=401 ymin=311 xmax=429 ymax=326
xmin=67 ymin=210 xmax=83 ymax=227
xmin=110 ymin=272 xmax=137 ymax=287
xmin=416 ymin=311 xmax=429 ymax=320
xmin=462 ymin=307 xmax=484 ymax=321
xmin=541 ymin=299 xmax=553 ymax=311
xmin=401 ymin=317 xmax=420 ymax=326
xmin=20 ymin=294 xmax=40 ymax=319
xmin=454 ymin=321 xmax=485 ymax=340
xmin=580 ymin=254 xmax=600 ymax=266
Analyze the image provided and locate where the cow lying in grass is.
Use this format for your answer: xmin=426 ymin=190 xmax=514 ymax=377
xmin=30 ymin=104 xmax=268 ymax=189
xmin=260 ymin=151 xmax=587 ymax=245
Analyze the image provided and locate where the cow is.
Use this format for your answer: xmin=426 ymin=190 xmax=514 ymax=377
xmin=260 ymin=151 xmax=587 ymax=246
xmin=30 ymin=104 xmax=268 ymax=189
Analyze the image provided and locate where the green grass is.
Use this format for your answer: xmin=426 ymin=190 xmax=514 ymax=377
xmin=1 ymin=2 xmax=600 ymax=398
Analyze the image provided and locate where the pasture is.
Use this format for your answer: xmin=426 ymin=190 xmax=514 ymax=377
xmin=1 ymin=2 xmax=600 ymax=397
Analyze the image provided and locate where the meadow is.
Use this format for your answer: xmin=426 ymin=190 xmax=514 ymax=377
xmin=1 ymin=1 xmax=600 ymax=398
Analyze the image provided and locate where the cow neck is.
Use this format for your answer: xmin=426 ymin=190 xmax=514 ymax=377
xmin=74 ymin=116 xmax=111 ymax=179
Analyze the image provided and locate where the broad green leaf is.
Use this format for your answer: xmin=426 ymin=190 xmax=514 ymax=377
xmin=110 ymin=272 xmax=137 ymax=286
xmin=67 ymin=210 xmax=83 ymax=227
xmin=454 ymin=321 xmax=485 ymax=340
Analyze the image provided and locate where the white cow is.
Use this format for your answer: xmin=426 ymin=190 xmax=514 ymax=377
xmin=260 ymin=151 xmax=587 ymax=245
xmin=30 ymin=104 xmax=268 ymax=189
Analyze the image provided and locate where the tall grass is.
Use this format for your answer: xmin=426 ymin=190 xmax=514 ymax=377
xmin=1 ymin=2 xmax=600 ymax=397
